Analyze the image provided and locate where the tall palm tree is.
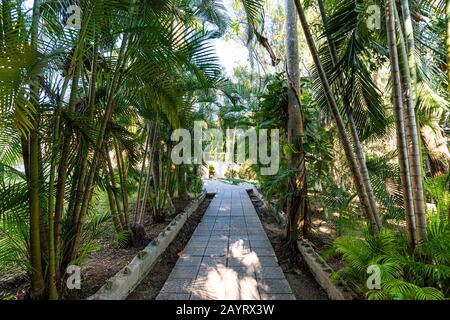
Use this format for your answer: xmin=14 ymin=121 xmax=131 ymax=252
xmin=293 ymin=0 xmax=382 ymax=233
xmin=395 ymin=3 xmax=427 ymax=242
xmin=384 ymin=0 xmax=418 ymax=247
xmin=316 ymin=0 xmax=383 ymax=233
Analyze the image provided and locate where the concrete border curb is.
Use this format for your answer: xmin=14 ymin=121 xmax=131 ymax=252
xmin=87 ymin=191 xmax=207 ymax=300
xmin=297 ymin=239 xmax=353 ymax=300
xmin=245 ymin=185 xmax=286 ymax=224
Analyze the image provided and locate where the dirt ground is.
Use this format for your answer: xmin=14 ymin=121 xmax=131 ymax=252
xmin=0 ymin=198 xmax=192 ymax=300
xmin=247 ymin=191 xmax=329 ymax=300
xmin=127 ymin=196 xmax=213 ymax=300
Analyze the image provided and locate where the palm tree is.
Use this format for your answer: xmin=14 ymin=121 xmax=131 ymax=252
xmin=395 ymin=3 xmax=427 ymax=242
xmin=293 ymin=0 xmax=382 ymax=233
xmin=316 ymin=0 xmax=383 ymax=233
xmin=384 ymin=0 xmax=418 ymax=247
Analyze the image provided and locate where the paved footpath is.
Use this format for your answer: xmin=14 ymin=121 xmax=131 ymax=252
xmin=156 ymin=180 xmax=295 ymax=300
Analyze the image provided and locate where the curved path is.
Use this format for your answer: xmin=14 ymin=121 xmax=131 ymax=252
xmin=156 ymin=180 xmax=295 ymax=300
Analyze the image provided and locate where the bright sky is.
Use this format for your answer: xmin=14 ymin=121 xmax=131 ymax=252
xmin=213 ymin=37 xmax=250 ymax=75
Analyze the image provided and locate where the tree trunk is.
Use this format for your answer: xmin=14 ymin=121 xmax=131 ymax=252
xmin=384 ymin=0 xmax=417 ymax=248
xmin=28 ymin=0 xmax=45 ymax=299
xmin=395 ymin=5 xmax=427 ymax=242
xmin=317 ymin=0 xmax=382 ymax=231
xmin=134 ymin=122 xmax=152 ymax=224
xmin=65 ymin=33 xmax=129 ymax=264
xmin=284 ymin=0 xmax=309 ymax=244
xmin=114 ymin=140 xmax=129 ymax=227
xmin=293 ymin=0 xmax=380 ymax=234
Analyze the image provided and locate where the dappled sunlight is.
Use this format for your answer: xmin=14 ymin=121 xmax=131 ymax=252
xmin=190 ymin=263 xmax=260 ymax=300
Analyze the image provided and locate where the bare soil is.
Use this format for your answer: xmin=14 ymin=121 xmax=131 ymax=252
xmin=247 ymin=191 xmax=329 ymax=300
xmin=0 ymin=198 xmax=193 ymax=300
xmin=127 ymin=195 xmax=213 ymax=300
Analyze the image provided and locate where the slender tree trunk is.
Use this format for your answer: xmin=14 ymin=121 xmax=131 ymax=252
xmin=293 ymin=0 xmax=380 ymax=233
xmin=28 ymin=0 xmax=45 ymax=299
xmin=178 ymin=165 xmax=189 ymax=200
xmin=395 ymin=6 xmax=427 ymax=242
xmin=134 ymin=123 xmax=152 ymax=224
xmin=54 ymin=65 xmax=81 ymax=272
xmin=384 ymin=0 xmax=417 ymax=248
xmin=114 ymin=140 xmax=129 ymax=227
xmin=348 ymin=111 xmax=383 ymax=229
xmin=66 ymin=33 xmax=129 ymax=264
xmin=284 ymin=0 xmax=309 ymax=244
xmin=106 ymin=148 xmax=126 ymax=229
xmin=317 ymin=0 xmax=337 ymax=65
xmin=317 ymin=0 xmax=382 ymax=231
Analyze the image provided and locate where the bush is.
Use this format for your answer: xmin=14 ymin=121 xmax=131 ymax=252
xmin=325 ymin=217 xmax=450 ymax=300
xmin=208 ymin=164 xmax=215 ymax=178
xmin=238 ymin=160 xmax=257 ymax=180
xmin=225 ymin=168 xmax=238 ymax=179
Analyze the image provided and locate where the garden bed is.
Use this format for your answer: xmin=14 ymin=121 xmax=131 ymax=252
xmin=0 ymin=197 xmax=198 ymax=300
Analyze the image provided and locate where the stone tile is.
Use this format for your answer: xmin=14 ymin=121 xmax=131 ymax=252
xmin=250 ymin=240 xmax=272 ymax=248
xmin=248 ymin=234 xmax=269 ymax=241
xmin=229 ymin=236 xmax=250 ymax=242
xmin=255 ymin=267 xmax=285 ymax=280
xmin=189 ymin=235 xmax=210 ymax=243
xmin=175 ymin=255 xmax=203 ymax=267
xmin=186 ymin=241 xmax=208 ymax=248
xmin=258 ymin=279 xmax=293 ymax=294
xmin=159 ymin=279 xmax=194 ymax=294
xmin=200 ymin=256 xmax=227 ymax=268
xmin=156 ymin=293 xmax=191 ymax=300
xmin=204 ymin=246 xmax=228 ymax=257
xmin=208 ymin=236 xmax=229 ymax=242
xmin=251 ymin=247 xmax=276 ymax=257
xmin=169 ymin=266 xmax=200 ymax=279
xmin=192 ymin=230 xmax=212 ymax=236
xmin=182 ymin=247 xmax=206 ymax=256
xmin=159 ymin=181 xmax=294 ymax=301
xmin=259 ymin=293 xmax=296 ymax=300
xmin=257 ymin=256 xmax=280 ymax=267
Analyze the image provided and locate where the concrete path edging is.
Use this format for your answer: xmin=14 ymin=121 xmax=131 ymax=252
xmin=87 ymin=191 xmax=206 ymax=300
xmin=297 ymin=239 xmax=353 ymax=300
xmin=244 ymin=185 xmax=286 ymax=224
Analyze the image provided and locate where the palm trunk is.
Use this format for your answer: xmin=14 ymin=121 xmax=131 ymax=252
xmin=384 ymin=0 xmax=417 ymax=248
xmin=28 ymin=0 xmax=45 ymax=299
xmin=106 ymin=148 xmax=126 ymax=229
xmin=395 ymin=6 xmax=427 ymax=242
xmin=284 ymin=0 xmax=309 ymax=244
xmin=134 ymin=123 xmax=152 ymax=224
xmin=114 ymin=140 xmax=129 ymax=227
xmin=66 ymin=33 xmax=130 ymax=264
xmin=293 ymin=0 xmax=380 ymax=233
xmin=317 ymin=0 xmax=382 ymax=231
